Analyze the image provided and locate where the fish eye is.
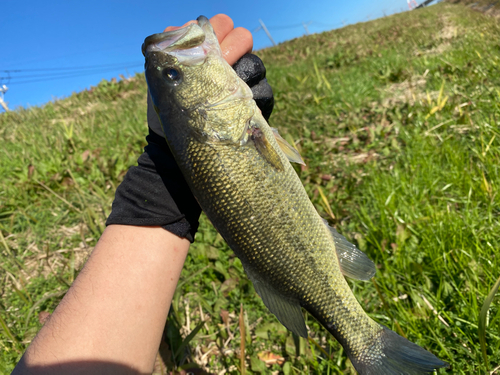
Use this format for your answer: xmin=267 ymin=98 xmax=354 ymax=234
xmin=163 ymin=67 xmax=182 ymax=85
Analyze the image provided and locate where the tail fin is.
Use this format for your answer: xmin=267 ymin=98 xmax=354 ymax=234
xmin=350 ymin=325 xmax=448 ymax=375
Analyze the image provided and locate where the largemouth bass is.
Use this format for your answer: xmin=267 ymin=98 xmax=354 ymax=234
xmin=142 ymin=16 xmax=447 ymax=374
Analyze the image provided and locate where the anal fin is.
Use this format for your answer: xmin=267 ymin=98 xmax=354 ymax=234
xmin=251 ymin=278 xmax=308 ymax=338
xmin=322 ymin=219 xmax=376 ymax=281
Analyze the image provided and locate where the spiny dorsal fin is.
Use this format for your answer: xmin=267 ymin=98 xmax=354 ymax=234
xmin=246 ymin=268 xmax=308 ymax=338
xmin=322 ymin=219 xmax=376 ymax=281
xmin=271 ymin=127 xmax=306 ymax=165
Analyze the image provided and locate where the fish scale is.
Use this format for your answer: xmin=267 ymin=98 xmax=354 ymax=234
xmin=143 ymin=15 xmax=447 ymax=374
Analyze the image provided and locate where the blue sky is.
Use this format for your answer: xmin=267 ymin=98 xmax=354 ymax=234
xmin=1 ymin=0 xmax=414 ymax=111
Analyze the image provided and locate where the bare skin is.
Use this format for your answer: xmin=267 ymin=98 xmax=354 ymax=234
xmin=12 ymin=14 xmax=252 ymax=375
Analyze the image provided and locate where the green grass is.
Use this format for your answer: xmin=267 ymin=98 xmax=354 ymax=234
xmin=1 ymin=2 xmax=500 ymax=373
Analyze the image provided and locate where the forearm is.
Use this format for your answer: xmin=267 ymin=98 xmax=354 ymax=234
xmin=13 ymin=225 xmax=189 ymax=375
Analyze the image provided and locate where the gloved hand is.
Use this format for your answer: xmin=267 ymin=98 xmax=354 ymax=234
xmin=232 ymin=53 xmax=274 ymax=122
xmin=106 ymin=51 xmax=274 ymax=242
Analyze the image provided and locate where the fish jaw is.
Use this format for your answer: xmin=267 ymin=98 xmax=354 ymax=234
xmin=142 ymin=23 xmax=204 ymax=57
xmin=142 ymin=19 xmax=214 ymax=67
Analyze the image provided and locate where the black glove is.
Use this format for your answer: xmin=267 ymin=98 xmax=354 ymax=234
xmin=232 ymin=54 xmax=274 ymax=122
xmin=106 ymin=54 xmax=274 ymax=242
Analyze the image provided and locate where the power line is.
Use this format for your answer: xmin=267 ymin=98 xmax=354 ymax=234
xmin=304 ymin=20 xmax=344 ymax=28
xmin=2 ymin=42 xmax=139 ymax=69
xmin=266 ymin=22 xmax=304 ymax=30
xmin=252 ymin=18 xmax=346 ymax=47
xmin=1 ymin=62 xmax=142 ymax=81
xmin=1 ymin=61 xmax=143 ymax=74
xmin=4 ymin=64 xmax=142 ymax=85
xmin=252 ymin=20 xmax=343 ymax=32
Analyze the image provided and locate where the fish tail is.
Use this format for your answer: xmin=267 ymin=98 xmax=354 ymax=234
xmin=349 ymin=325 xmax=448 ymax=375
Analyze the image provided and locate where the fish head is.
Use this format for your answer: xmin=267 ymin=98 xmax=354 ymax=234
xmin=142 ymin=16 xmax=253 ymax=142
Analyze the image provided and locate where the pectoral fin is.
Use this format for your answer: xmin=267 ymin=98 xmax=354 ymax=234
xmin=323 ymin=219 xmax=376 ymax=281
xmin=248 ymin=273 xmax=308 ymax=338
xmin=271 ymin=128 xmax=306 ymax=165
xmin=250 ymin=126 xmax=284 ymax=171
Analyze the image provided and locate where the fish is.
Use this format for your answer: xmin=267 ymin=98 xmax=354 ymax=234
xmin=142 ymin=16 xmax=448 ymax=374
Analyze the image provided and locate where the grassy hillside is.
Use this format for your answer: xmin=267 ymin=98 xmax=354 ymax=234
xmin=1 ymin=2 xmax=500 ymax=373
xmin=446 ymin=0 xmax=500 ymax=18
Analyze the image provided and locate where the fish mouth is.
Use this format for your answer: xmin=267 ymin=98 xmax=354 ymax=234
xmin=142 ymin=16 xmax=215 ymax=65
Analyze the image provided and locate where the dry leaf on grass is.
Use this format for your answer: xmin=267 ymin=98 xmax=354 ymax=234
xmin=257 ymin=350 xmax=285 ymax=366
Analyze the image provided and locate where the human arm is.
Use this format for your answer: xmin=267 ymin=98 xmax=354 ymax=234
xmin=13 ymin=225 xmax=189 ymax=375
